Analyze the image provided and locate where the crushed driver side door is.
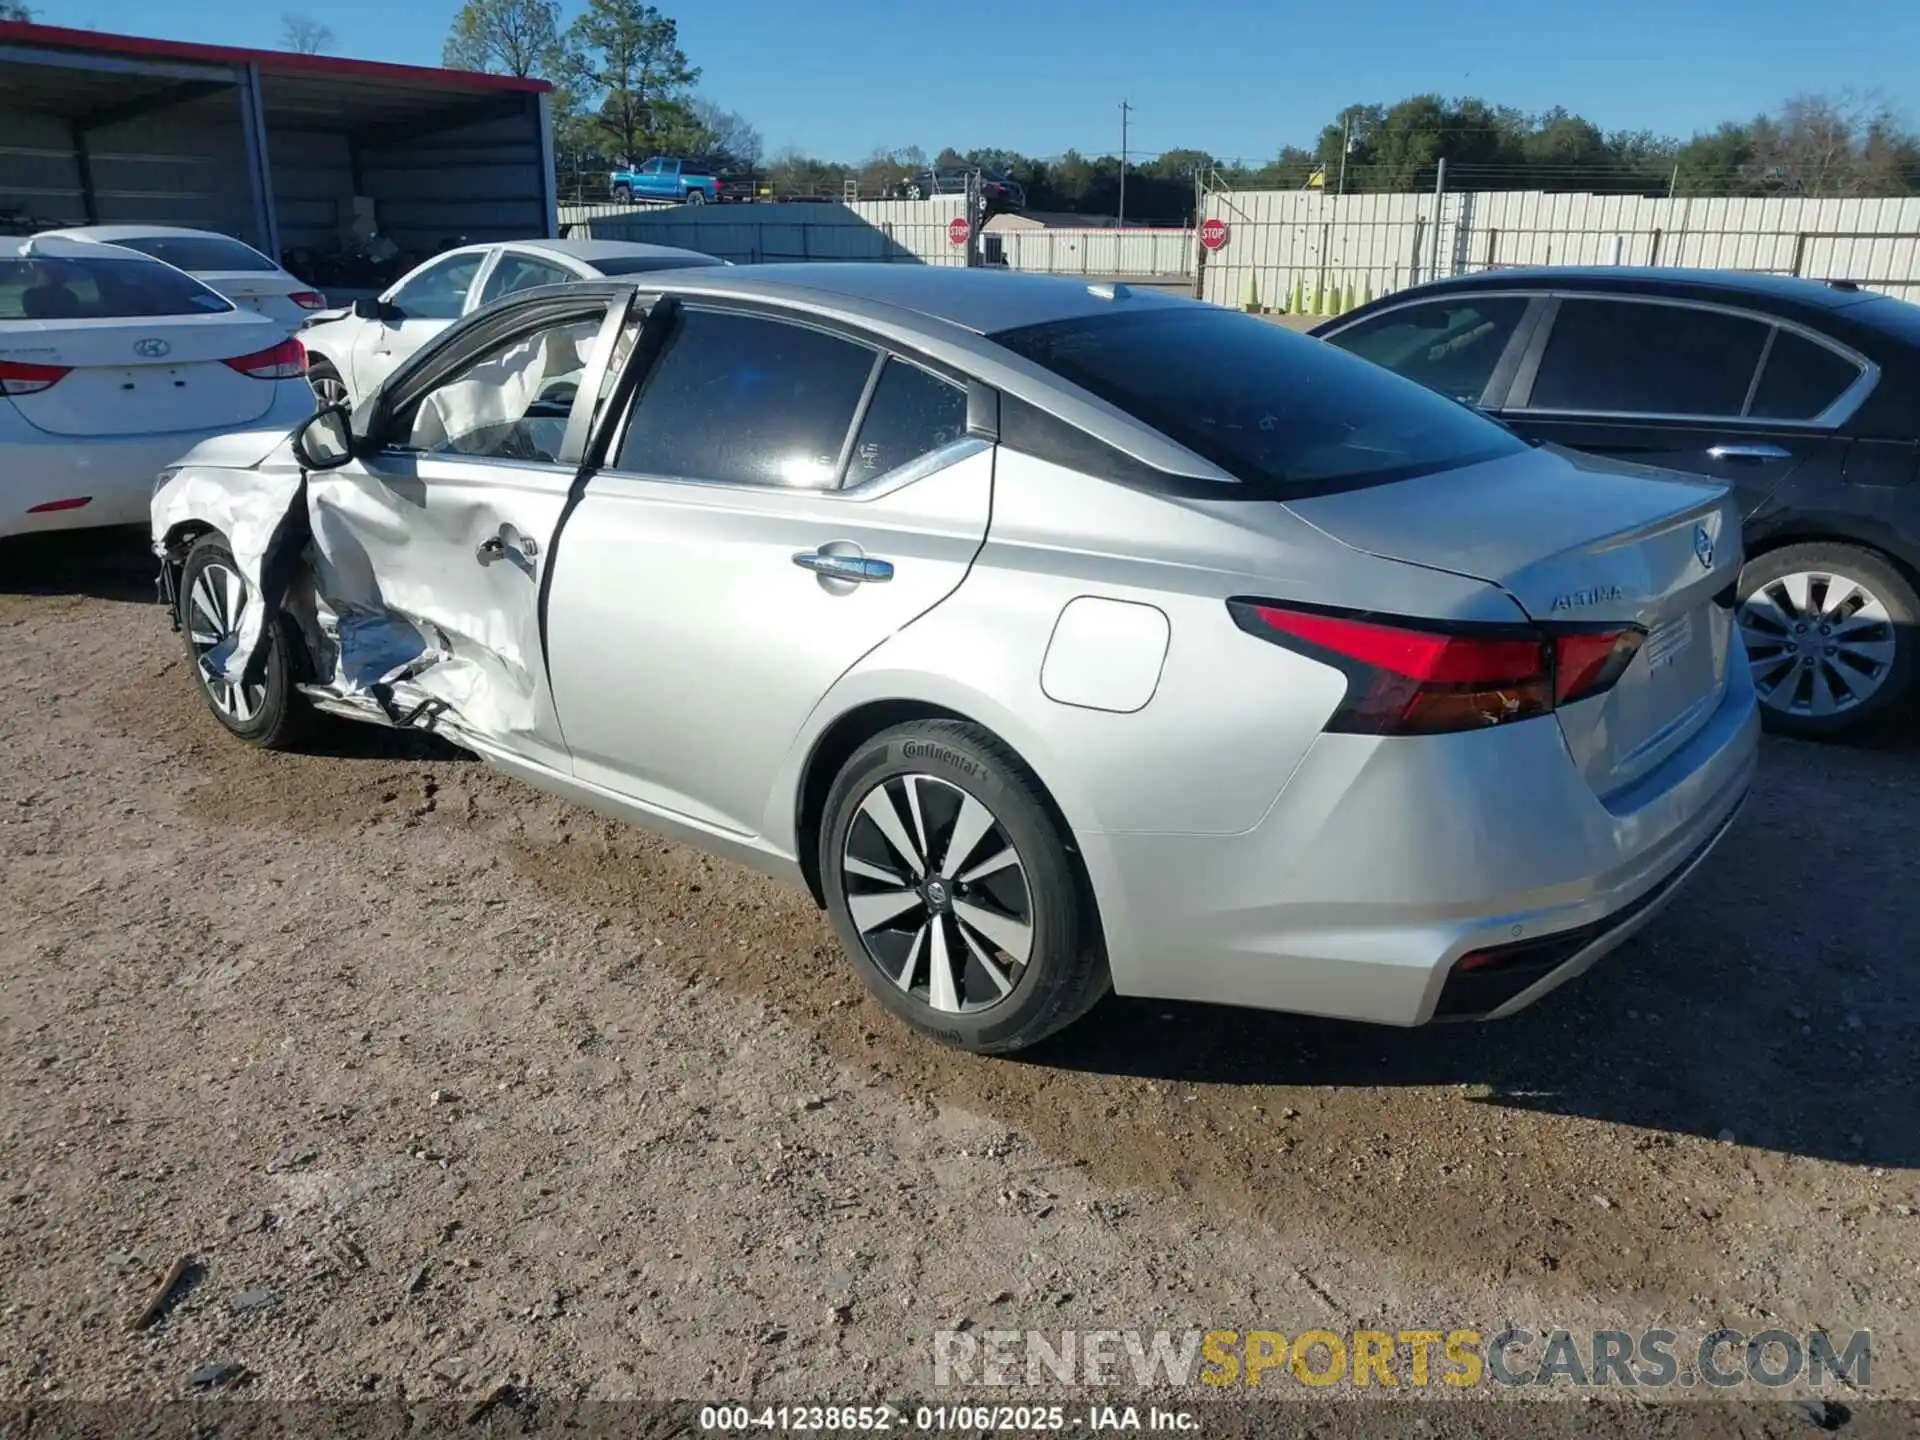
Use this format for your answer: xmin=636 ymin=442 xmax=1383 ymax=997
xmin=301 ymin=289 xmax=632 ymax=770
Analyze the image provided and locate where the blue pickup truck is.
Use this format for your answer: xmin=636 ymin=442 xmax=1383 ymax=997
xmin=608 ymin=157 xmax=727 ymax=205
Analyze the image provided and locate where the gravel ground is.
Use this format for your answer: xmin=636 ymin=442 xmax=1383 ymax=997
xmin=1 ymin=532 xmax=1916 ymax=1427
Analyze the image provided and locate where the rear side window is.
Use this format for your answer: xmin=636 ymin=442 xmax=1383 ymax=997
xmin=1526 ymin=299 xmax=1770 ymax=416
xmin=1748 ymin=329 xmax=1863 ymax=420
xmin=615 ymin=308 xmax=877 ymax=488
xmin=479 ymin=253 xmax=578 ymax=305
xmin=1328 ymin=297 xmax=1529 ymax=404
xmin=0 ymin=256 xmax=233 ymax=319
xmin=992 ymin=305 xmax=1523 ymax=496
xmin=844 ymin=358 xmax=969 ymax=486
xmin=110 ymin=233 xmax=278 ymax=274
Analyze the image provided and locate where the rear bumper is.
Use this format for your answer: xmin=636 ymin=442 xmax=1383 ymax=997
xmin=1 ymin=384 xmax=311 ymax=539
xmin=1086 ymin=655 xmax=1761 ymax=1025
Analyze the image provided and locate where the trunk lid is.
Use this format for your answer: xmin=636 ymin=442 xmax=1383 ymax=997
xmin=1 ymin=311 xmax=285 ymax=437
xmin=1286 ymin=444 xmax=1742 ymax=797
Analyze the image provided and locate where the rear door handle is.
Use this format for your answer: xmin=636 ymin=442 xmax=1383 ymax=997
xmin=1707 ymin=443 xmax=1793 ymax=463
xmin=792 ymin=550 xmax=893 ymax=583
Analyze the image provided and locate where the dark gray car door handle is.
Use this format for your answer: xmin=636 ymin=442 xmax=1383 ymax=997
xmin=1707 ymin=443 xmax=1793 ymax=463
xmin=793 ymin=550 xmax=893 ymax=583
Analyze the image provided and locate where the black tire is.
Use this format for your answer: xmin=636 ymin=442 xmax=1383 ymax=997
xmin=819 ymin=721 xmax=1109 ymax=1054
xmin=1736 ymin=541 xmax=1919 ymax=740
xmin=905 ymin=182 xmax=923 ymax=201
xmin=685 ymin=188 xmax=708 ymax=205
xmin=177 ymin=534 xmax=317 ymax=750
xmin=611 ymin=183 xmax=634 ymax=203
xmin=307 ymin=354 xmax=348 ymax=410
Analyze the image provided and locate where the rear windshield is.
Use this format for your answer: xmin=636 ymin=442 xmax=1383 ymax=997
xmin=111 ymin=233 xmax=279 ymax=274
xmin=992 ymin=305 xmax=1525 ymax=495
xmin=591 ymin=254 xmax=727 ymax=276
xmin=0 ymin=256 xmax=234 ymax=320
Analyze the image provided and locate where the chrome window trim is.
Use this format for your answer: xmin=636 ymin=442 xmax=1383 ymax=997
xmin=1507 ymin=291 xmax=1879 ymax=428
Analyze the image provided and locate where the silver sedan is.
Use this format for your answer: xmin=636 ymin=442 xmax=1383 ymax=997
xmin=152 ymin=265 xmax=1759 ymax=1054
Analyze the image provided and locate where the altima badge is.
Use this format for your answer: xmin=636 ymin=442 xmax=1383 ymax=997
xmin=1693 ymin=524 xmax=1715 ymax=569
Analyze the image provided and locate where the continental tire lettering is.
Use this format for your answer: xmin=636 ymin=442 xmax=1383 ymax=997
xmin=901 ymin=740 xmax=983 ymax=780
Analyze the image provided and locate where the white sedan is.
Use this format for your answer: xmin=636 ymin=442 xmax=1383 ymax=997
xmin=300 ymin=237 xmax=727 ymax=407
xmin=39 ymin=225 xmax=327 ymax=334
xmin=1 ymin=236 xmax=315 ymax=539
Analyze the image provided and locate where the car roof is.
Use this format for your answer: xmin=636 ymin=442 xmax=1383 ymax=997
xmin=1386 ymin=266 xmax=1884 ymax=312
xmin=515 ymin=237 xmax=720 ymax=265
xmin=645 ymin=263 xmax=1191 ymax=334
xmin=41 ymin=224 xmax=261 ymax=245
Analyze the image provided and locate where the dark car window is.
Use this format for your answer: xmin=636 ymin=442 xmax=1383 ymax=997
xmin=590 ymin=254 xmax=727 ymax=276
xmin=108 ymin=233 xmax=279 ymax=274
xmin=390 ymin=252 xmax=485 ymax=321
xmin=1328 ymin=297 xmax=1529 ymax=404
xmin=1526 ymin=299 xmax=1770 ymax=417
xmin=615 ymin=308 xmax=877 ymax=488
xmin=992 ymin=305 xmax=1523 ymax=497
xmin=0 ymin=255 xmax=233 ymax=319
xmin=1748 ymin=329 xmax=1864 ymax=420
xmin=844 ymin=358 xmax=970 ymax=487
xmin=478 ymin=253 xmax=578 ymax=305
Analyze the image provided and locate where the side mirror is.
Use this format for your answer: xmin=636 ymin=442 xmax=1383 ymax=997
xmin=352 ymin=296 xmax=396 ymax=321
xmin=291 ymin=404 xmax=355 ymax=471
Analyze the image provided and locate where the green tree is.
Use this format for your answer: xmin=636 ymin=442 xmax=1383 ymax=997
xmin=563 ymin=0 xmax=698 ymax=167
xmin=442 ymin=0 xmax=560 ymax=77
xmin=1 ymin=0 xmax=37 ymax=18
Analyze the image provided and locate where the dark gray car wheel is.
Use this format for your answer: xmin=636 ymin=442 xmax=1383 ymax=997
xmin=820 ymin=721 xmax=1108 ymax=1053
xmin=1736 ymin=542 xmax=1917 ymax=739
xmin=307 ymin=355 xmax=349 ymax=409
xmin=178 ymin=534 xmax=316 ymax=750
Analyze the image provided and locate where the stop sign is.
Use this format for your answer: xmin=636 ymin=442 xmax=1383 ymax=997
xmin=947 ymin=216 xmax=971 ymax=246
xmin=1199 ymin=217 xmax=1231 ymax=251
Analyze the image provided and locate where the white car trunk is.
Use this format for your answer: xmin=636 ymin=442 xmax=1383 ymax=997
xmin=1 ymin=311 xmax=284 ymax=437
xmin=1287 ymin=446 xmax=1743 ymax=797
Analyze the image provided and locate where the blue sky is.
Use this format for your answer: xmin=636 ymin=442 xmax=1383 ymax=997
xmin=32 ymin=0 xmax=1920 ymax=162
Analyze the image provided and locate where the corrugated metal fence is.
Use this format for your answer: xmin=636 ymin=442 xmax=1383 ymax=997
xmin=560 ymin=196 xmax=972 ymax=266
xmin=1196 ymin=190 xmax=1920 ymax=312
xmin=986 ymin=226 xmax=1194 ymax=278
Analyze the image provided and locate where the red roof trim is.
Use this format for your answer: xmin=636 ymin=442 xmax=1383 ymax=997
xmin=0 ymin=19 xmax=551 ymax=93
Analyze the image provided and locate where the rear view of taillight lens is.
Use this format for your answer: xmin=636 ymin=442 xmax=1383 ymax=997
xmin=0 ymin=359 xmax=72 ymax=396
xmin=289 ymin=291 xmax=327 ymax=310
xmin=1229 ymin=599 xmax=1645 ymax=736
xmin=1552 ymin=626 xmax=1645 ymax=706
xmin=222 ymin=337 xmax=307 ymax=379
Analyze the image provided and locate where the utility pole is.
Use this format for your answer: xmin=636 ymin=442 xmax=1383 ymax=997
xmin=1118 ymin=99 xmax=1131 ymax=227
xmin=1337 ymin=112 xmax=1350 ymax=195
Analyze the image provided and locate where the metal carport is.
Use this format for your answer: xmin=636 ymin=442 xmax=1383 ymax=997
xmin=0 ymin=20 xmax=554 ymax=265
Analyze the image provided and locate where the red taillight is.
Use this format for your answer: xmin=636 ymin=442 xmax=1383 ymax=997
xmin=1552 ymin=627 xmax=1646 ymax=706
xmin=0 ymin=360 xmax=72 ymax=396
xmin=1228 ymin=600 xmax=1645 ymax=736
xmin=222 ymin=337 xmax=307 ymax=379
xmin=289 ymin=291 xmax=327 ymax=310
xmin=26 ymin=496 xmax=92 ymax=513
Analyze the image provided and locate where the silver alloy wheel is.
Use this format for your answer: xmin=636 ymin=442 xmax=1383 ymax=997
xmin=1737 ymin=568 xmax=1897 ymax=718
xmin=186 ymin=561 xmax=267 ymax=723
xmin=310 ymin=371 xmax=349 ymax=408
xmin=841 ymin=773 xmax=1034 ymax=1015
